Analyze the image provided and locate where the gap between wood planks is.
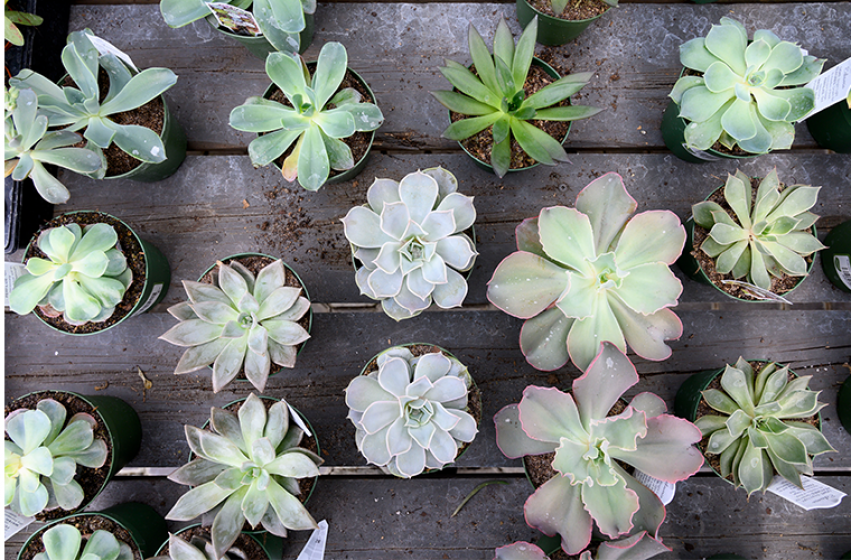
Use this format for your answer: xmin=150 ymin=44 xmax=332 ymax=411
xmin=71 ymin=0 xmax=851 ymax=5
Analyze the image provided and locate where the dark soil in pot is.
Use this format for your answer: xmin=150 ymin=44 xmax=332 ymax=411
xmin=19 ymin=515 xmax=143 ymax=560
xmin=24 ymin=212 xmax=147 ymax=334
xmin=526 ymin=0 xmax=609 ymax=20
xmin=159 ymin=527 xmax=268 ymax=560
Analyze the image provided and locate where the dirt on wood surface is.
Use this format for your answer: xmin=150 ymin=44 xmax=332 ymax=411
xmin=526 ymin=0 xmax=610 ymax=20
xmin=18 ymin=515 xmax=141 ymax=560
xmin=158 ymin=525 xmax=269 ymax=560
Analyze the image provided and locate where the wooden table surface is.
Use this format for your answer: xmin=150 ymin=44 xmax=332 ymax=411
xmin=6 ymin=1 xmax=851 ymax=558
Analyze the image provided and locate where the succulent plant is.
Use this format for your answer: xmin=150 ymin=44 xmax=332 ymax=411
xmin=494 ymin=532 xmax=669 ymax=560
xmin=166 ymin=393 xmax=321 ymax=558
xmin=9 ymin=223 xmax=132 ymax=325
xmin=495 ymin=342 xmax=703 ymax=555
xmin=153 ymin=533 xmax=248 ymax=560
xmin=5 ymin=87 xmax=104 ymax=204
xmin=229 ymin=42 xmax=383 ymax=191
xmin=5 ymin=399 xmax=108 ymax=517
xmin=431 ymin=17 xmax=600 ymax=178
xmin=160 ymin=259 xmax=310 ymax=393
xmin=345 ymin=346 xmax=478 ymax=478
xmin=671 ymin=17 xmax=825 ymax=154
xmin=30 ymin=524 xmax=133 ymax=560
xmin=487 ymin=172 xmax=685 ymax=372
xmin=341 ymin=167 xmax=477 ymax=321
xmin=692 ymin=170 xmax=825 ymax=292
xmin=695 ymin=358 xmax=835 ymax=496
xmin=9 ymin=29 xmax=178 ymax=174
xmin=4 ymin=0 xmax=43 ymax=47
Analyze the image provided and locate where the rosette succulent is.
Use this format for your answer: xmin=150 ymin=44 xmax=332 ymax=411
xmin=487 ymin=172 xmax=685 ymax=372
xmin=166 ymin=394 xmax=321 ymax=559
xmin=153 ymin=533 xmax=247 ymax=560
xmin=29 ymin=525 xmax=132 ymax=560
xmin=693 ymin=169 xmax=824 ymax=292
xmin=494 ymin=532 xmax=669 ymax=560
xmin=695 ymin=358 xmax=835 ymax=496
xmin=160 ymin=259 xmax=311 ymax=393
xmin=9 ymin=223 xmax=132 ymax=325
xmin=671 ymin=17 xmax=825 ymax=154
xmin=341 ymin=167 xmax=477 ymax=321
xmin=495 ymin=342 xmax=704 ymax=555
xmin=345 ymin=346 xmax=479 ymax=478
xmin=5 ymin=399 xmax=108 ymax=517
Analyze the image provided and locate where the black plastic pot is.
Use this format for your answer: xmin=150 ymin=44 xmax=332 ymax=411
xmin=821 ymin=219 xmax=851 ymax=294
xmin=806 ymin=100 xmax=851 ymax=154
xmin=515 ymin=0 xmax=607 ymax=45
xmin=839 ymin=375 xmax=851 ymax=435
xmin=661 ymin=99 xmax=760 ymax=164
xmin=207 ymin=11 xmax=314 ymax=60
xmin=156 ymin=524 xmax=285 ymax=560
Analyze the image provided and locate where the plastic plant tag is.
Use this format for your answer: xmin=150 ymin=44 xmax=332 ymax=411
xmin=4 ymin=262 xmax=27 ymax=308
xmin=682 ymin=144 xmax=722 ymax=162
xmin=86 ymin=34 xmax=139 ymax=72
xmin=206 ymin=2 xmax=262 ymax=36
xmin=804 ymin=57 xmax=851 ymax=117
xmin=296 ymin=519 xmax=328 ymax=560
xmin=4 ymin=508 xmax=34 ymax=541
xmin=720 ymin=280 xmax=793 ymax=304
xmin=766 ymin=475 xmax=846 ymax=510
xmin=288 ymin=403 xmax=313 ymax=438
xmin=834 ymin=255 xmax=851 ymax=290
xmin=633 ymin=469 xmax=676 ymax=506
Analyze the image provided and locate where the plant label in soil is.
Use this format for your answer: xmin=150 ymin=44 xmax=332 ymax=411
xmin=633 ymin=469 xmax=676 ymax=505
xmin=288 ymin=403 xmax=312 ymax=437
xmin=4 ymin=263 xmax=27 ymax=308
xmin=207 ymin=3 xmax=261 ymax=36
xmin=88 ymin=35 xmax=139 ymax=72
xmin=4 ymin=508 xmax=34 ymax=541
xmin=834 ymin=255 xmax=851 ymax=290
xmin=805 ymin=57 xmax=851 ymax=117
xmin=135 ymin=283 xmax=164 ymax=315
xmin=296 ymin=519 xmax=328 ymax=560
xmin=767 ymin=475 xmax=846 ymax=510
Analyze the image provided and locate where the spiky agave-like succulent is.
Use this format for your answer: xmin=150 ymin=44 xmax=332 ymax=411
xmin=671 ymin=17 xmax=825 ymax=154
xmin=341 ymin=167 xmax=477 ymax=321
xmin=494 ymin=532 xmax=669 ymax=560
xmin=9 ymin=223 xmax=132 ymax=325
xmin=695 ymin=358 xmax=835 ymax=496
xmin=153 ymin=533 xmax=248 ymax=560
xmin=693 ymin=169 xmax=824 ymax=292
xmin=487 ymin=172 xmax=685 ymax=372
xmin=495 ymin=343 xmax=703 ymax=555
xmin=160 ymin=259 xmax=310 ymax=393
xmin=30 ymin=525 xmax=133 ymax=560
xmin=5 ymin=399 xmax=108 ymax=517
xmin=345 ymin=346 xmax=478 ymax=478
xmin=166 ymin=393 xmax=321 ymax=559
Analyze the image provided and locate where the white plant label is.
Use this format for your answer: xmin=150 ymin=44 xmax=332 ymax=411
xmin=4 ymin=263 xmax=27 ymax=308
xmin=134 ymin=283 xmax=164 ymax=315
xmin=288 ymin=403 xmax=313 ymax=438
xmin=767 ymin=475 xmax=846 ymax=510
xmin=206 ymin=3 xmax=262 ymax=36
xmin=4 ymin=509 xmax=34 ymax=541
xmin=633 ymin=469 xmax=676 ymax=506
xmin=834 ymin=255 xmax=851 ymax=290
xmin=87 ymin=35 xmax=139 ymax=72
xmin=296 ymin=519 xmax=328 ymax=560
xmin=682 ymin=144 xmax=722 ymax=162
xmin=804 ymin=57 xmax=851 ymax=117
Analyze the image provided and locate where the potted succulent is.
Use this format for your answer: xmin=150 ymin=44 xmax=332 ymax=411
xmin=229 ymin=42 xmax=384 ymax=192
xmin=153 ymin=526 xmax=284 ymax=560
xmin=674 ymin=358 xmax=835 ymax=496
xmin=494 ymin=531 xmax=669 ymax=560
xmin=487 ymin=172 xmax=685 ymax=372
xmin=515 ymin=0 xmax=614 ymax=46
xmin=160 ymin=254 xmax=311 ymax=393
xmin=5 ymin=390 xmax=142 ymax=519
xmin=806 ymin=84 xmax=851 ymax=154
xmin=430 ymin=17 xmax=600 ymax=178
xmin=661 ymin=17 xmax=825 ymax=163
xmin=10 ymin=29 xmax=187 ymax=182
xmin=821 ymin=219 xmax=851 ymax=294
xmin=494 ymin=343 xmax=704 ymax=555
xmin=159 ymin=0 xmax=315 ymax=59
xmin=678 ymin=170 xmax=824 ymax=301
xmin=341 ymin=167 xmax=477 ymax=321
xmin=166 ymin=393 xmax=322 ymax=559
xmin=344 ymin=344 xmax=480 ymax=478
xmin=9 ymin=211 xmax=171 ymax=335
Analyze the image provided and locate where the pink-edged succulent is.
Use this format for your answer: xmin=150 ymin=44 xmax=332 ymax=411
xmin=494 ymin=532 xmax=669 ymax=560
xmin=494 ymin=343 xmax=703 ymax=556
xmin=487 ymin=172 xmax=685 ymax=372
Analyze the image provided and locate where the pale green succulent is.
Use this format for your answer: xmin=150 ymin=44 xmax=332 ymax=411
xmin=160 ymin=259 xmax=311 ymax=393
xmin=671 ymin=17 xmax=825 ymax=154
xmin=229 ymin=42 xmax=384 ymax=191
xmin=9 ymin=29 xmax=178 ymax=175
xmin=696 ymin=359 xmax=835 ymax=496
xmin=9 ymin=223 xmax=132 ymax=325
xmin=488 ymin=172 xmax=685 ymax=372
xmin=166 ymin=393 xmax=321 ymax=559
xmin=31 ymin=525 xmax=132 ymax=560
xmin=154 ymin=533 xmax=247 ymax=560
xmin=693 ymin=170 xmax=825 ymax=292
xmin=5 ymin=399 xmax=108 ymax=517
xmin=494 ymin=532 xmax=669 ymax=560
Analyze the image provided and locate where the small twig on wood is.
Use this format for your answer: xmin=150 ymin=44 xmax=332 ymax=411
xmin=451 ymin=480 xmax=509 ymax=517
xmin=137 ymin=367 xmax=153 ymax=402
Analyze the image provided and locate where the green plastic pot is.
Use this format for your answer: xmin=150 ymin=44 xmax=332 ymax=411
xmin=661 ymin=99 xmax=760 ymax=164
xmin=515 ymin=0 xmax=607 ymax=45
xmin=806 ymin=100 xmax=851 ymax=154
xmin=821 ymin=219 xmax=851 ymax=294
xmin=155 ymin=524 xmax=285 ymax=560
xmin=839 ymin=375 xmax=851 ymax=435
xmin=23 ymin=211 xmax=171 ymax=336
xmin=207 ymin=11 xmax=314 ymax=60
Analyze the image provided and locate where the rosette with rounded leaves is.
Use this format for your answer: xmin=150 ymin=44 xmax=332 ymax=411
xmin=695 ymin=358 xmax=835 ymax=496
xmin=487 ymin=172 xmax=685 ymax=372
xmin=30 ymin=525 xmax=132 ymax=560
xmin=671 ymin=17 xmax=824 ymax=154
xmin=166 ymin=394 xmax=321 ymax=559
xmin=341 ymin=167 xmax=477 ymax=321
xmin=495 ymin=343 xmax=703 ymax=555
xmin=5 ymin=399 xmax=108 ymax=517
xmin=153 ymin=533 xmax=247 ymax=560
xmin=161 ymin=259 xmax=310 ymax=393
xmin=494 ymin=532 xmax=669 ymax=560
xmin=345 ymin=346 xmax=478 ymax=478
xmin=9 ymin=223 xmax=132 ymax=325
xmin=693 ymin=170 xmax=824 ymax=292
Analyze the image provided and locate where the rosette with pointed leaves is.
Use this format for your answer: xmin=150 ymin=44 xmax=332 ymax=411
xmin=229 ymin=42 xmax=383 ymax=191
xmin=160 ymin=259 xmax=310 ymax=393
xmin=494 ymin=532 xmax=669 ymax=560
xmin=30 ymin=525 xmax=133 ymax=560
xmin=670 ymin=17 xmax=825 ymax=154
xmin=693 ymin=170 xmax=824 ymax=292
xmin=695 ymin=359 xmax=835 ymax=496
xmin=153 ymin=533 xmax=248 ymax=560
xmin=431 ymin=17 xmax=600 ymax=178
xmin=166 ymin=394 xmax=321 ymax=559
xmin=345 ymin=346 xmax=478 ymax=478
xmin=9 ymin=223 xmax=132 ymax=325
xmin=487 ymin=172 xmax=685 ymax=372
xmin=495 ymin=343 xmax=703 ymax=555
xmin=5 ymin=399 xmax=108 ymax=517
xmin=341 ymin=167 xmax=477 ymax=321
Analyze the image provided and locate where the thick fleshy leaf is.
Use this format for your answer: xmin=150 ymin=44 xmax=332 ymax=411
xmin=581 ymin=476 xmax=640 ymax=539
xmin=342 ymin=206 xmax=395 ymax=248
xmin=611 ymin=415 xmax=703 ymax=482
xmin=524 ymin=475 xmax=591 ymax=555
xmin=518 ymin=386 xmax=585 ymax=444
xmin=614 ymin=211 xmax=686 ymax=269
xmin=265 ymin=451 xmax=320 ymax=478
xmin=166 ymin=481 xmax=233 ymax=521
xmin=613 ymin=262 xmax=682 ymax=315
xmin=573 ymin=173 xmax=637 ymax=254
xmin=538 ymin=206 xmax=596 ymax=273
xmin=567 ymin=296 xmax=626 ymax=372
xmin=608 ymin=298 xmax=681 ymax=363
xmin=431 ymin=267 xmax=467 ymax=309
xmin=518 ymin=307 xmax=573 ymax=372
xmin=573 ymin=342 xmax=638 ymax=427
xmin=487 ymin=251 xmax=569 ymax=319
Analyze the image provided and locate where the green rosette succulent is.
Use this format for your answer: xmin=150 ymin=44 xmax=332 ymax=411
xmin=30 ymin=525 xmax=133 ymax=560
xmin=153 ymin=533 xmax=246 ymax=560
xmin=696 ymin=359 xmax=835 ymax=496
xmin=671 ymin=17 xmax=825 ymax=154
xmin=5 ymin=399 xmax=108 ymax=517
xmin=494 ymin=532 xmax=669 ymax=560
